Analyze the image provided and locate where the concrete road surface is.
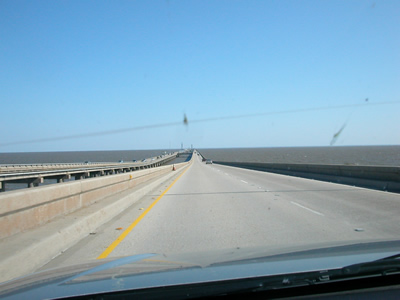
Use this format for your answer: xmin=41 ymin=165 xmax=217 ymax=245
xmin=40 ymin=153 xmax=400 ymax=271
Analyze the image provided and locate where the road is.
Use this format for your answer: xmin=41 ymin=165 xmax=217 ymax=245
xmin=40 ymin=152 xmax=400 ymax=270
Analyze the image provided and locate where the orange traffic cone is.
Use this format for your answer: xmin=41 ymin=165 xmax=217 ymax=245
xmin=172 ymin=164 xmax=176 ymax=171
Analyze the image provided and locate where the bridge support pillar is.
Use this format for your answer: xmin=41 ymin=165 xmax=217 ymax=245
xmin=0 ymin=182 xmax=4 ymax=192
xmin=57 ymin=174 xmax=71 ymax=183
xmin=74 ymin=172 xmax=89 ymax=180
xmin=28 ymin=177 xmax=43 ymax=188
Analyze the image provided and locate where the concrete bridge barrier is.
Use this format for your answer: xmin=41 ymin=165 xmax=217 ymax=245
xmin=0 ymin=159 xmax=189 ymax=240
xmin=214 ymin=161 xmax=400 ymax=193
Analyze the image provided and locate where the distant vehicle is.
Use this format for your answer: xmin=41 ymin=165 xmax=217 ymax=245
xmin=206 ymin=159 xmax=213 ymax=164
xmin=84 ymin=161 xmax=90 ymax=164
xmin=142 ymin=159 xmax=147 ymax=162
xmin=118 ymin=160 xmax=124 ymax=163
xmin=132 ymin=159 xmax=137 ymax=162
xmin=202 ymin=158 xmax=206 ymax=162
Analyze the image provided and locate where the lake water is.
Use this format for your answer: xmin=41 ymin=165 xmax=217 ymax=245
xmin=198 ymin=145 xmax=400 ymax=166
xmin=0 ymin=146 xmax=398 ymax=166
xmin=0 ymin=149 xmax=179 ymax=165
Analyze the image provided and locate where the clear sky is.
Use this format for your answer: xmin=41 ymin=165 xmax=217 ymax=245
xmin=1 ymin=0 xmax=399 ymax=152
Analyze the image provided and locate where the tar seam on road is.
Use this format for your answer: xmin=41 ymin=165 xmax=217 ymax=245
xmin=290 ymin=201 xmax=325 ymax=216
xmin=97 ymin=165 xmax=191 ymax=259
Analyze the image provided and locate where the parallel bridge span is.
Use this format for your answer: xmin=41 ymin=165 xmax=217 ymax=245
xmin=0 ymin=152 xmax=179 ymax=192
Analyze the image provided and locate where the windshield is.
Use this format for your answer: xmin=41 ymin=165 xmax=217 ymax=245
xmin=0 ymin=0 xmax=399 ymax=294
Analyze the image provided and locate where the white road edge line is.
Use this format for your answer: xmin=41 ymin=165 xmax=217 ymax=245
xmin=290 ymin=201 xmax=325 ymax=216
xmin=241 ymin=180 xmax=248 ymax=184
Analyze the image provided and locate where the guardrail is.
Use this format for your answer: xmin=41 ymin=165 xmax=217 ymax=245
xmin=212 ymin=161 xmax=400 ymax=193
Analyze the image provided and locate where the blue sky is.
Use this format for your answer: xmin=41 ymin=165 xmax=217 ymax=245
xmin=1 ymin=0 xmax=399 ymax=152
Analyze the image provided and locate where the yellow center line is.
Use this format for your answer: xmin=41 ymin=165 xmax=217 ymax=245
xmin=97 ymin=164 xmax=191 ymax=259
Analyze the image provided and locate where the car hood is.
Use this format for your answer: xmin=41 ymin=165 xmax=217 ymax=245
xmin=1 ymin=239 xmax=399 ymax=299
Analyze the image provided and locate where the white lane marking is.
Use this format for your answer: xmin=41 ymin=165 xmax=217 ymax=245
xmin=241 ymin=180 xmax=248 ymax=184
xmin=290 ymin=201 xmax=324 ymax=216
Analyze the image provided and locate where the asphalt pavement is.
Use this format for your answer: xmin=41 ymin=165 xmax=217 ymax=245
xmin=40 ymin=153 xmax=400 ymax=271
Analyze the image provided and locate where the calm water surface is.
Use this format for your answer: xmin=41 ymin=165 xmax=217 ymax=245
xmin=199 ymin=145 xmax=400 ymax=166
xmin=0 ymin=149 xmax=178 ymax=165
xmin=1 ymin=146 xmax=399 ymax=166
